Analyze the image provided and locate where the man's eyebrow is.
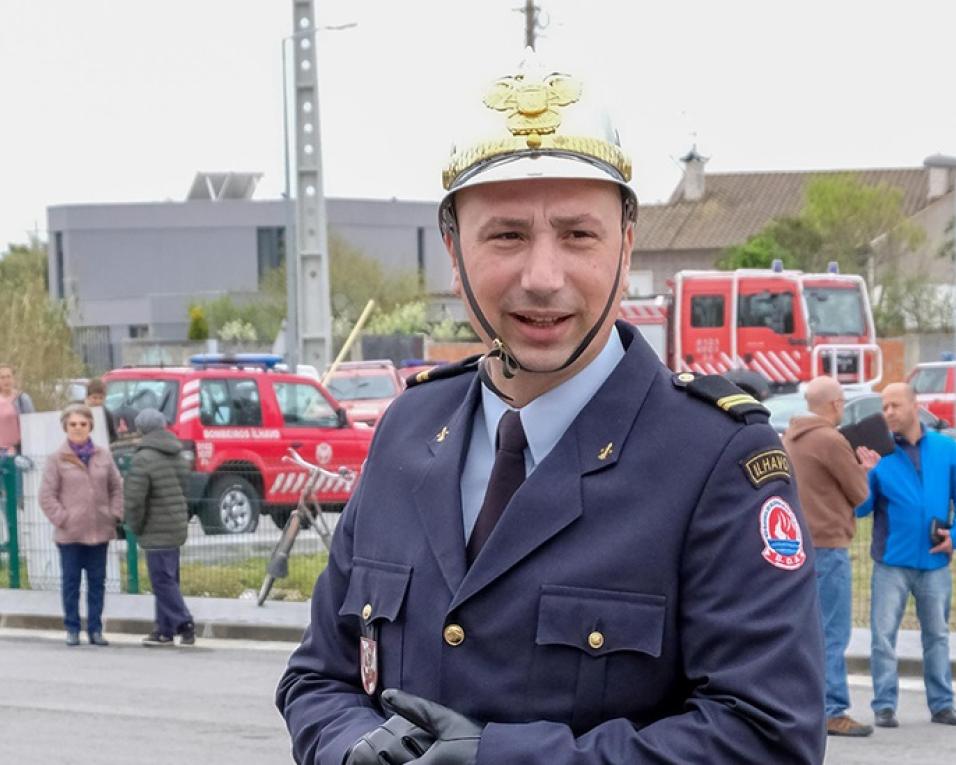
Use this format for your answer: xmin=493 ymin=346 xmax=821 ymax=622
xmin=548 ymin=213 xmax=605 ymax=231
xmin=475 ymin=216 xmax=533 ymax=237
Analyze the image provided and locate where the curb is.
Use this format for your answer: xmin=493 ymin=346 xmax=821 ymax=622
xmin=0 ymin=612 xmax=307 ymax=643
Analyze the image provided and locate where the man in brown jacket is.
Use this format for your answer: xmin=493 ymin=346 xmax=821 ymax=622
xmin=784 ymin=375 xmax=880 ymax=737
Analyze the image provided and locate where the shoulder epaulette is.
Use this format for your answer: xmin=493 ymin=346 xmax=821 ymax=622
xmin=405 ymin=354 xmax=483 ymax=388
xmin=672 ymin=372 xmax=769 ymax=423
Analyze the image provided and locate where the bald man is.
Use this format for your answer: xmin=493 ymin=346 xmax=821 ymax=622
xmin=784 ymin=375 xmax=880 ymax=737
xmin=856 ymin=382 xmax=956 ymax=728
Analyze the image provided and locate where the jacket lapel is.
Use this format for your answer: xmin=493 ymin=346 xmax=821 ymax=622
xmin=411 ymin=377 xmax=481 ymax=596
xmin=450 ymin=322 xmax=662 ymax=609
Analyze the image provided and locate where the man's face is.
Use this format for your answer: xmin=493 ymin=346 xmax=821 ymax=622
xmin=86 ymin=393 xmax=105 ymax=407
xmin=882 ymin=387 xmax=919 ymax=434
xmin=0 ymin=368 xmax=13 ymax=394
xmin=447 ymin=178 xmax=632 ymax=387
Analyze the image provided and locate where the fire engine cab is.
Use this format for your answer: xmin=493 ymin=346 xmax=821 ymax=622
xmin=103 ymin=354 xmax=373 ymax=535
xmin=620 ymin=263 xmax=882 ymax=393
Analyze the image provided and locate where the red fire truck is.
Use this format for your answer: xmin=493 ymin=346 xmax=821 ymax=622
xmin=620 ymin=264 xmax=882 ymax=393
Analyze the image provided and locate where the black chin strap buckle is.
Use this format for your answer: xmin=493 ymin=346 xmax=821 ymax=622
xmin=488 ymin=338 xmax=520 ymax=380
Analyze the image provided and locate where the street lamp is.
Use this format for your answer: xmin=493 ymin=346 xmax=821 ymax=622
xmin=280 ymin=20 xmax=356 ymax=371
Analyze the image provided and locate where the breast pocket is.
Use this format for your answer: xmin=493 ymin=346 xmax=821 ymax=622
xmin=531 ymin=584 xmax=666 ymax=732
xmin=339 ymin=557 xmax=412 ymax=693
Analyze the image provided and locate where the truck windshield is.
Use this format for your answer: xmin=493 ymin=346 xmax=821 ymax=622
xmin=105 ymin=379 xmax=180 ymax=430
xmin=327 ymin=373 xmax=398 ymax=401
xmin=804 ymin=287 xmax=866 ymax=336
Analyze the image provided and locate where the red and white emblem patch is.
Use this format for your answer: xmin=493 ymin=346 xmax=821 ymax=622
xmin=759 ymin=496 xmax=806 ymax=571
xmin=360 ymin=636 xmax=378 ymax=695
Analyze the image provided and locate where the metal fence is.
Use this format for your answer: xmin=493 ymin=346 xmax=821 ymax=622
xmin=0 ymin=454 xmax=337 ymax=601
xmin=2 ymin=455 xmax=953 ymax=629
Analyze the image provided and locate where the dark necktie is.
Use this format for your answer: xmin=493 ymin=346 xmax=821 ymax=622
xmin=466 ymin=410 xmax=528 ymax=565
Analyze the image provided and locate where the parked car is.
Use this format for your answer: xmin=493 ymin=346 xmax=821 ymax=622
xmin=103 ymin=354 xmax=372 ymax=534
xmin=325 ymin=360 xmax=405 ymax=427
xmin=763 ymin=389 xmax=955 ymax=438
xmin=908 ymin=360 xmax=956 ymax=427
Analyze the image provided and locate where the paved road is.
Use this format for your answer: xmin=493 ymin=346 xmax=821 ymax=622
xmin=826 ymin=675 xmax=954 ymax=764
xmin=0 ymin=628 xmax=295 ymax=764
xmin=2 ymin=629 xmax=952 ymax=764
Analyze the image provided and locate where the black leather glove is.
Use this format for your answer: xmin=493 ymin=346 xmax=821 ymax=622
xmin=344 ymin=714 xmax=435 ymax=765
xmin=382 ymin=689 xmax=482 ymax=765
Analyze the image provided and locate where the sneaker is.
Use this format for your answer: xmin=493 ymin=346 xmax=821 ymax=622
xmin=88 ymin=632 xmax=109 ymax=647
xmin=931 ymin=708 xmax=956 ymax=725
xmin=874 ymin=708 xmax=899 ymax=728
xmin=826 ymin=715 xmax=873 ymax=737
xmin=178 ymin=621 xmax=196 ymax=646
xmin=141 ymin=631 xmax=174 ymax=647
xmin=65 ymin=631 xmax=80 ymax=647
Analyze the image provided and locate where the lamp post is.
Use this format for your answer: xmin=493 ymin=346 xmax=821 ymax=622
xmin=280 ymin=14 xmax=356 ymax=372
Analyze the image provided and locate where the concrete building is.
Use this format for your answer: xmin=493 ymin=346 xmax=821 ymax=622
xmin=47 ymin=186 xmax=452 ymax=370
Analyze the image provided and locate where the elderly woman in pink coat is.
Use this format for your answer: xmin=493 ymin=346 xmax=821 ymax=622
xmin=40 ymin=403 xmax=123 ymax=647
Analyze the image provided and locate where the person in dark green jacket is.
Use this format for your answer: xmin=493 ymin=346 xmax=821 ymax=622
xmin=123 ymin=408 xmax=195 ymax=647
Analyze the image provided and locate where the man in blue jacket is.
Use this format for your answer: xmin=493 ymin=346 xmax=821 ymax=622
xmin=277 ymin=52 xmax=826 ymax=764
xmin=856 ymin=382 xmax=956 ymax=728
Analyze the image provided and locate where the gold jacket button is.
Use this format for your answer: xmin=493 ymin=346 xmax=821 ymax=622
xmin=361 ymin=603 xmax=372 ymax=621
xmin=588 ymin=631 xmax=605 ymax=650
xmin=443 ymin=624 xmax=465 ymax=646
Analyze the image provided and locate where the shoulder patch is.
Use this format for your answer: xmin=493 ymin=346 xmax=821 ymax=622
xmin=679 ymin=373 xmax=769 ymax=423
xmin=741 ymin=447 xmax=791 ymax=489
xmin=405 ymin=354 xmax=482 ymax=388
xmin=759 ymin=496 xmax=806 ymax=571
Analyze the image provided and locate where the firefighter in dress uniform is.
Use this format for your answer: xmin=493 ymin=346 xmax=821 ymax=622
xmin=277 ymin=51 xmax=826 ymax=764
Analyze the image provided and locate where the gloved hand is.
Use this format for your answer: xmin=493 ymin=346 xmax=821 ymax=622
xmin=382 ymin=689 xmax=482 ymax=765
xmin=344 ymin=714 xmax=435 ymax=765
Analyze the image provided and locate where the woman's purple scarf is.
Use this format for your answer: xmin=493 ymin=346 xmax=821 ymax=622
xmin=68 ymin=438 xmax=96 ymax=466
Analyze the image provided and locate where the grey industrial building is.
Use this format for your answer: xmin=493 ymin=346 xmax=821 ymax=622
xmin=47 ymin=185 xmax=456 ymax=370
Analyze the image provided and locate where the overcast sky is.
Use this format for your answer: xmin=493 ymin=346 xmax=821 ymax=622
xmin=2 ymin=0 xmax=956 ymax=249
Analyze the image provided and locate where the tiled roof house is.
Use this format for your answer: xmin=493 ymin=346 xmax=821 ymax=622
xmin=631 ymin=151 xmax=956 ymax=294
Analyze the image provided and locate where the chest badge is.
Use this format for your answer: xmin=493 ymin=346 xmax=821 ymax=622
xmin=598 ymin=442 xmax=614 ymax=461
xmin=759 ymin=496 xmax=806 ymax=571
xmin=436 ymin=426 xmax=449 ymax=443
xmin=359 ymin=635 xmax=379 ymax=695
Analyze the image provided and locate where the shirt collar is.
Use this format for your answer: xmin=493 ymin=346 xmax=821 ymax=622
xmin=893 ymin=423 xmax=926 ymax=447
xmin=480 ymin=325 xmax=626 ymax=469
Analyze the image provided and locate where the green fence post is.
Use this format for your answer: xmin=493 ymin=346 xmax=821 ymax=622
xmin=1 ymin=456 xmax=20 ymax=589
xmin=113 ymin=451 xmax=139 ymax=594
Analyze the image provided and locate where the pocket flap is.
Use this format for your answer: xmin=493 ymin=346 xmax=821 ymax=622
xmin=536 ymin=585 xmax=666 ymax=658
xmin=339 ymin=557 xmax=412 ymax=623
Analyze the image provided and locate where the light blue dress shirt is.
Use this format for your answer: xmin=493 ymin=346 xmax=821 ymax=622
xmin=460 ymin=326 xmax=626 ymax=540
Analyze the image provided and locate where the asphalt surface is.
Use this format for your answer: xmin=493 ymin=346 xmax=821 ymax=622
xmin=0 ymin=627 xmax=295 ymax=764
xmin=2 ymin=628 xmax=955 ymax=764
xmin=825 ymin=674 xmax=956 ymax=764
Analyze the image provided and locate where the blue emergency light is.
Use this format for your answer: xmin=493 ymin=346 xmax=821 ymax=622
xmin=189 ymin=353 xmax=283 ymax=370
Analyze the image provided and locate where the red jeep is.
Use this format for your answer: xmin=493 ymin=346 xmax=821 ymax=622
xmin=103 ymin=355 xmax=372 ymax=534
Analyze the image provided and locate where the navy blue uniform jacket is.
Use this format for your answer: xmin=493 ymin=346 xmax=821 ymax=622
xmin=277 ymin=323 xmax=826 ymax=764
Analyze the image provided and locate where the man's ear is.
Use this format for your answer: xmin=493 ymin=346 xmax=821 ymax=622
xmin=444 ymin=232 xmax=462 ymax=297
xmin=619 ymin=223 xmax=635 ymax=295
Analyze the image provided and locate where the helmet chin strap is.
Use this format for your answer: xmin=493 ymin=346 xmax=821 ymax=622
xmin=442 ymin=197 xmax=635 ymax=402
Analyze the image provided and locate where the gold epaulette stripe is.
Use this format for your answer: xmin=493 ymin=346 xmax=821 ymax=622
xmin=716 ymin=393 xmax=759 ymax=411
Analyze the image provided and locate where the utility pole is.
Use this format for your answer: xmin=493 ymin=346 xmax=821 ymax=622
xmin=290 ymin=0 xmax=332 ymax=373
xmin=524 ymin=0 xmax=538 ymax=49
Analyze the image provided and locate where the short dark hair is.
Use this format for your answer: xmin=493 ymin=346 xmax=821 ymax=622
xmin=87 ymin=378 xmax=106 ymax=396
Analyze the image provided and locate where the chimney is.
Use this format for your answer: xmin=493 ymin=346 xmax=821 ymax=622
xmin=924 ymin=154 xmax=956 ymax=200
xmin=680 ymin=146 xmax=708 ymax=202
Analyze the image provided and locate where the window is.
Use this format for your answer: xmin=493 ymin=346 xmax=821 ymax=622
xmin=199 ymin=379 xmax=262 ymax=426
xmin=326 ymin=372 xmax=400 ymax=401
xmin=105 ymin=379 xmax=180 ymax=429
xmin=257 ymin=226 xmax=286 ymax=286
xmin=274 ymin=382 xmax=339 ymax=428
xmin=128 ymin=324 xmax=149 ymax=339
xmin=54 ymin=232 xmax=65 ymax=299
xmin=911 ymin=367 xmax=949 ymax=395
xmin=690 ymin=295 xmax=724 ymax=328
xmin=738 ymin=291 xmax=794 ymax=334
xmin=804 ymin=288 xmax=865 ymax=336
